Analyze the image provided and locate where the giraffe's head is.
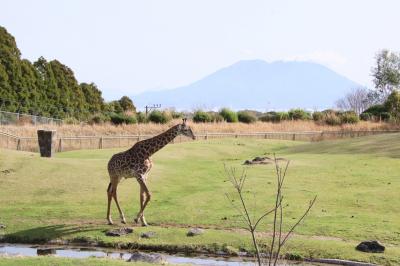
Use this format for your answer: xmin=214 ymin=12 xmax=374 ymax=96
xmin=178 ymin=118 xmax=196 ymax=140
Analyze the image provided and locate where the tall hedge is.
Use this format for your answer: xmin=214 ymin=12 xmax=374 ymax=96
xmin=0 ymin=26 xmax=107 ymax=120
xmin=219 ymin=108 xmax=238 ymax=123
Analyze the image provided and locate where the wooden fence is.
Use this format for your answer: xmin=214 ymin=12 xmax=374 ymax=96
xmin=1 ymin=130 xmax=399 ymax=153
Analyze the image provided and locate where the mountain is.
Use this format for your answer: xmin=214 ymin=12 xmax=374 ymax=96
xmin=132 ymin=60 xmax=361 ymax=111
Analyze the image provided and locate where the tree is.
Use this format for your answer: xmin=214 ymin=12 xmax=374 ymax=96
xmin=0 ymin=26 xmax=22 ymax=112
xmin=335 ymin=87 xmax=371 ymax=115
xmin=118 ymin=96 xmax=136 ymax=113
xmin=384 ymin=90 xmax=400 ymax=121
xmin=372 ymin=50 xmax=400 ymax=100
xmin=0 ymin=25 xmax=124 ymax=121
xmin=80 ymin=82 xmax=105 ymax=113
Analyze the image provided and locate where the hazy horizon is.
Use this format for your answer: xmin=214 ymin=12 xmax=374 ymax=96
xmin=3 ymin=0 xmax=400 ymax=100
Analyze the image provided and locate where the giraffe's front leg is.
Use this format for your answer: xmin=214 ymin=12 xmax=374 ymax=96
xmin=106 ymin=182 xmax=114 ymax=225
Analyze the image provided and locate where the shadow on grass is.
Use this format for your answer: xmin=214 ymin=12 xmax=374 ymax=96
xmin=3 ymin=224 xmax=100 ymax=244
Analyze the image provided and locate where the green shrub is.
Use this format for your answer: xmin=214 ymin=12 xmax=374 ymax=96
xmin=193 ymin=110 xmax=212 ymax=123
xmin=363 ymin=104 xmax=388 ymax=116
xmin=259 ymin=111 xmax=288 ymax=122
xmin=167 ymin=109 xmax=184 ymax=119
xmin=88 ymin=113 xmax=110 ymax=124
xmin=324 ymin=112 xmax=342 ymax=125
xmin=384 ymin=90 xmax=400 ymax=120
xmin=148 ymin=110 xmax=172 ymax=124
xmin=109 ymin=113 xmax=137 ymax=125
xmin=277 ymin=112 xmax=290 ymax=121
xmin=237 ymin=111 xmax=257 ymax=124
xmin=259 ymin=112 xmax=275 ymax=122
xmin=360 ymin=112 xmax=371 ymax=121
xmin=64 ymin=117 xmax=79 ymax=124
xmin=380 ymin=112 xmax=392 ymax=121
xmin=219 ymin=108 xmax=238 ymax=123
xmin=340 ymin=111 xmax=359 ymax=124
xmin=136 ymin=112 xmax=147 ymax=123
xmin=312 ymin=111 xmax=324 ymax=121
xmin=361 ymin=104 xmax=391 ymax=122
xmin=210 ymin=112 xmax=224 ymax=122
xmin=288 ymin=109 xmax=311 ymax=120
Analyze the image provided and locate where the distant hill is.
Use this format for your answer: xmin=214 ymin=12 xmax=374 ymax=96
xmin=132 ymin=60 xmax=361 ymax=111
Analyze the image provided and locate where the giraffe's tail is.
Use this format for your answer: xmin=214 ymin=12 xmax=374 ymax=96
xmin=107 ymin=182 xmax=112 ymax=193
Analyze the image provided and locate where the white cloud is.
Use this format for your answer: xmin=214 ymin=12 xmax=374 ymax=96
xmin=241 ymin=49 xmax=254 ymax=56
xmin=285 ymin=50 xmax=348 ymax=69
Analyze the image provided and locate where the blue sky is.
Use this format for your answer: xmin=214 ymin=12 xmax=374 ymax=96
xmin=2 ymin=0 xmax=399 ymax=100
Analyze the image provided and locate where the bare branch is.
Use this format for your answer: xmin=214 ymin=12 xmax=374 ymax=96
xmin=280 ymin=195 xmax=317 ymax=247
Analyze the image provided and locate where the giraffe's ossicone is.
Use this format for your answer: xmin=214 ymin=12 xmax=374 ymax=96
xmin=106 ymin=119 xmax=195 ymax=226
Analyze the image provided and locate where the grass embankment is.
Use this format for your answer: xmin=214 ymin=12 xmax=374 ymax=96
xmin=1 ymin=120 xmax=398 ymax=137
xmin=0 ymin=257 xmax=155 ymax=266
xmin=0 ymin=134 xmax=399 ymax=265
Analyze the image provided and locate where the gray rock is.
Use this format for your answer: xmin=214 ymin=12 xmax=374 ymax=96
xmin=105 ymin=227 xmax=133 ymax=237
xmin=140 ymin=231 xmax=156 ymax=239
xmin=127 ymin=252 xmax=166 ymax=264
xmin=356 ymin=240 xmax=385 ymax=253
xmin=0 ymin=169 xmax=14 ymax=175
xmin=47 ymin=239 xmax=69 ymax=245
xmin=37 ymin=248 xmax=56 ymax=256
xmin=187 ymin=228 xmax=205 ymax=237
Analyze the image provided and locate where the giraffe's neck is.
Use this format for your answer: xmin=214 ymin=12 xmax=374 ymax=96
xmin=131 ymin=124 xmax=180 ymax=158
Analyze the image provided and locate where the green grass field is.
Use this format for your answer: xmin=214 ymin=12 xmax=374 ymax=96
xmin=0 ymin=256 xmax=156 ymax=266
xmin=1 ymin=134 xmax=399 ymax=265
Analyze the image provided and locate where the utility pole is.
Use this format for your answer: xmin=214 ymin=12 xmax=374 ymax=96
xmin=145 ymin=104 xmax=161 ymax=117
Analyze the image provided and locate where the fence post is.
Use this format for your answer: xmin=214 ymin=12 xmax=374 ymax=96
xmin=59 ymin=138 xmax=63 ymax=152
xmin=37 ymin=130 xmax=56 ymax=157
xmin=205 ymin=132 xmax=208 ymax=140
xmin=99 ymin=137 xmax=103 ymax=149
xmin=16 ymin=138 xmax=21 ymax=151
xmin=292 ymin=133 xmax=296 ymax=141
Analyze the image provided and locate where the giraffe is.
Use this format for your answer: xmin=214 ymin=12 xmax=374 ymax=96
xmin=106 ymin=118 xmax=195 ymax=226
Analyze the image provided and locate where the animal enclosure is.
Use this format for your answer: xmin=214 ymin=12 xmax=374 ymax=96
xmin=1 ymin=130 xmax=399 ymax=152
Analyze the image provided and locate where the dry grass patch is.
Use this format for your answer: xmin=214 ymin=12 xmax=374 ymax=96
xmin=1 ymin=120 xmax=398 ymax=137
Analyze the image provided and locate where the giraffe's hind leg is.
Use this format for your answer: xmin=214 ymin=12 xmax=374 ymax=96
xmin=134 ymin=187 xmax=145 ymax=225
xmin=135 ymin=177 xmax=151 ymax=226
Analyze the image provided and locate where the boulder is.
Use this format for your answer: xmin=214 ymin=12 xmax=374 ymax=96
xmin=243 ymin=156 xmax=271 ymax=165
xmin=140 ymin=231 xmax=156 ymax=239
xmin=127 ymin=252 xmax=166 ymax=264
xmin=187 ymin=228 xmax=205 ymax=237
xmin=47 ymin=239 xmax=69 ymax=245
xmin=356 ymin=240 xmax=385 ymax=253
xmin=37 ymin=248 xmax=56 ymax=256
xmin=105 ymin=227 xmax=133 ymax=237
